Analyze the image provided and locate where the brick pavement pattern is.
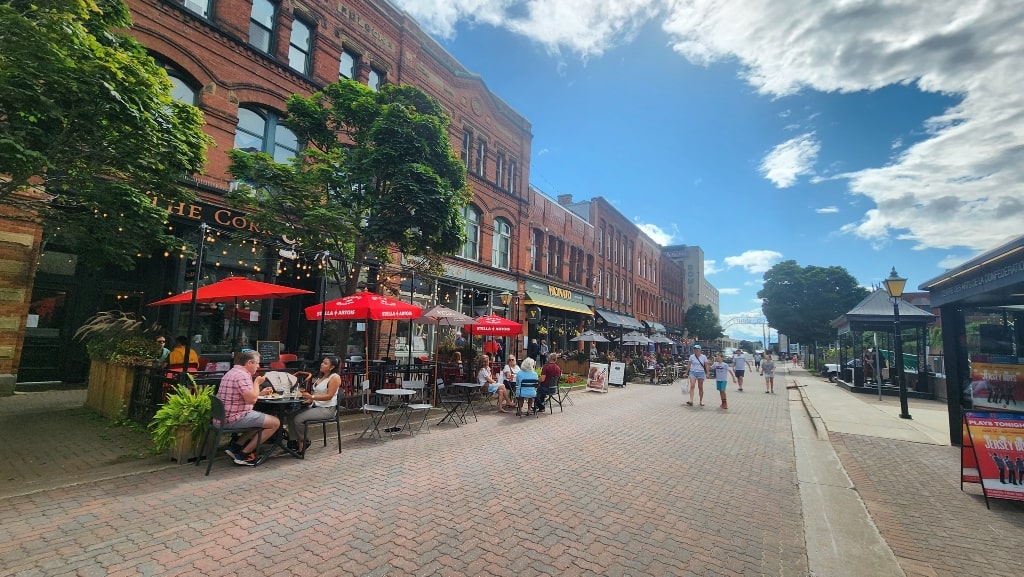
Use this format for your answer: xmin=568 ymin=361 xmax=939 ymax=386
xmin=0 ymin=384 xmax=809 ymax=576
xmin=830 ymin=431 xmax=1024 ymax=577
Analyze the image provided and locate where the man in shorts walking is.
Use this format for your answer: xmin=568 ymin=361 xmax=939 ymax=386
xmin=732 ymin=349 xmax=749 ymax=392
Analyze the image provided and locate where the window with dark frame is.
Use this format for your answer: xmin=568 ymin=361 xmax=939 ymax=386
xmin=288 ymin=19 xmax=312 ymax=74
xmin=249 ymin=0 xmax=277 ymax=53
xmin=339 ymin=49 xmax=358 ymax=79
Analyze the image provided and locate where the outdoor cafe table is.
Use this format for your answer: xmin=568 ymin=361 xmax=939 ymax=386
xmin=375 ymin=388 xmax=415 ymax=437
xmin=253 ymin=396 xmax=307 ymax=462
xmin=449 ymin=383 xmax=481 ymax=424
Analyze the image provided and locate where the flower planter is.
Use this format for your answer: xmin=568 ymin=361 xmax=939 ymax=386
xmin=169 ymin=424 xmax=214 ymax=464
xmin=85 ymin=360 xmax=141 ymax=418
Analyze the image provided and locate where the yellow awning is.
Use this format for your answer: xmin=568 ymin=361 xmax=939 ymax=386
xmin=524 ymin=292 xmax=593 ymax=315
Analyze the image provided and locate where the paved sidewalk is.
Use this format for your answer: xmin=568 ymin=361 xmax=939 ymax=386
xmin=786 ymin=364 xmax=1024 ymax=577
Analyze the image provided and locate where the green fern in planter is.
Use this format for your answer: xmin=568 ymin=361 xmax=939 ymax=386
xmin=149 ymin=383 xmax=213 ymax=452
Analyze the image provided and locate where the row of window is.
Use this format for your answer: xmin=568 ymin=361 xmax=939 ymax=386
xmin=459 ymin=206 xmax=511 ymax=271
xmin=461 ymin=129 xmax=518 ymax=194
xmin=177 ymin=0 xmax=383 ymax=86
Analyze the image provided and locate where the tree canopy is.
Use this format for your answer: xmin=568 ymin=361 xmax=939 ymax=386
xmin=757 ymin=260 xmax=868 ymax=346
xmin=1 ymin=0 xmax=210 ymax=269
xmin=685 ymin=304 xmax=723 ymax=343
xmin=226 ymin=79 xmax=469 ymax=294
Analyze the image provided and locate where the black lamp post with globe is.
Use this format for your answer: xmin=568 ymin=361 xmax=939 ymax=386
xmin=883 ymin=267 xmax=912 ymax=420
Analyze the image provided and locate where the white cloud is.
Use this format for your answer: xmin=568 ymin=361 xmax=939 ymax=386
xmin=636 ymin=222 xmax=674 ymax=245
xmin=759 ymin=133 xmax=820 ymax=188
xmin=394 ymin=0 xmax=1024 ymax=253
xmin=816 ymin=206 xmax=839 ymax=214
xmin=723 ymin=250 xmax=783 ymax=274
xmin=704 ymin=259 xmax=722 ymax=275
xmin=719 ymin=287 xmax=740 ymax=295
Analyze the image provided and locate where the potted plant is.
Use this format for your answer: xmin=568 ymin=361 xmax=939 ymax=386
xmin=75 ymin=311 xmax=162 ymax=417
xmin=149 ymin=382 xmax=214 ymax=463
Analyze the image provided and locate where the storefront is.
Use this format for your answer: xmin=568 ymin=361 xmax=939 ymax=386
xmin=523 ymin=280 xmax=594 ymax=353
xmin=919 ymin=234 xmax=1024 ymax=444
xmin=593 ymin=308 xmax=644 ymax=336
xmin=20 ymin=199 xmax=318 ymax=382
xmin=434 ymin=263 xmax=517 ymax=357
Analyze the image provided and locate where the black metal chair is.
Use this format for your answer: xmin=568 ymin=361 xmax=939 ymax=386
xmin=196 ymin=396 xmax=263 ymax=476
xmin=300 ymin=387 xmax=343 ymax=453
xmin=516 ymin=379 xmax=539 ymax=417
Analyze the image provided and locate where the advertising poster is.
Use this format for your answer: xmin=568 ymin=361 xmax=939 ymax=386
xmin=965 ymin=357 xmax=1023 ymax=413
xmin=608 ymin=362 xmax=626 ymax=386
xmin=961 ymin=415 xmax=980 ymax=484
xmin=587 ymin=363 xmax=609 ymax=393
xmin=964 ymin=411 xmax=1024 ymax=502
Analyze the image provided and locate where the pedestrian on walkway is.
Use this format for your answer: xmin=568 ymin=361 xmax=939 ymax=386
xmin=732 ymin=349 xmax=749 ymax=392
xmin=753 ymin=351 xmax=762 ymax=371
xmin=710 ymin=352 xmax=734 ymax=409
xmin=539 ymin=339 xmax=549 ymax=365
xmin=686 ymin=344 xmax=708 ymax=407
xmin=760 ymin=353 xmax=777 ymax=393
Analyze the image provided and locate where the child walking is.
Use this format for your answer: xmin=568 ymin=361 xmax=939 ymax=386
xmin=710 ymin=352 xmax=734 ymax=409
xmin=760 ymin=353 xmax=777 ymax=393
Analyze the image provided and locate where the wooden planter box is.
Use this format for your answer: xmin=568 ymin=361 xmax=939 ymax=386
xmin=170 ymin=424 xmax=214 ymax=464
xmin=556 ymin=359 xmax=589 ymax=376
xmin=85 ymin=360 xmax=142 ymax=418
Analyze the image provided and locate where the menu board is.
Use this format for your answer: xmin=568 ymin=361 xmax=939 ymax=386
xmin=256 ymin=341 xmax=281 ymax=364
xmin=608 ymin=362 xmax=626 ymax=386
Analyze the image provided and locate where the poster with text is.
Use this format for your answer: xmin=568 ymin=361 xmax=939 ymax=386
xmin=608 ymin=362 xmax=626 ymax=386
xmin=966 ymin=357 xmax=1023 ymax=413
xmin=961 ymin=414 xmax=980 ymax=483
xmin=587 ymin=363 xmax=609 ymax=393
xmin=965 ymin=411 xmax=1024 ymax=502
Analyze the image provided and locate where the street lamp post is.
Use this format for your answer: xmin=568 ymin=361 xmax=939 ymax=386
xmin=883 ymin=267 xmax=912 ymax=420
xmin=499 ymin=290 xmax=512 ymax=358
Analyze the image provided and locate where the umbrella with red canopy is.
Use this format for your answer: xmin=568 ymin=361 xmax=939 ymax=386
xmin=304 ymin=291 xmax=422 ymax=321
xmin=472 ymin=314 xmax=523 ymax=335
xmin=149 ymin=276 xmax=313 ymax=305
xmin=148 ymin=276 xmax=313 ymax=364
xmin=304 ymin=292 xmax=423 ymax=377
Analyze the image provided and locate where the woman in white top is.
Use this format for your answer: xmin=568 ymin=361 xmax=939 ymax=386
xmin=687 ymin=345 xmax=709 ymax=406
xmin=502 ymin=356 xmax=521 ymax=399
xmin=288 ymin=355 xmax=342 ymax=454
xmin=477 ymin=355 xmax=512 ymax=412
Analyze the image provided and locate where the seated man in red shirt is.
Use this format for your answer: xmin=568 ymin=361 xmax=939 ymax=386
xmin=216 ymin=350 xmax=279 ymax=466
xmin=536 ymin=353 xmax=562 ymax=413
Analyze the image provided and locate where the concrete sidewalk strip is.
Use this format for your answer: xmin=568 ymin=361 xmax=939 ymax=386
xmin=791 ymin=387 xmax=904 ymax=577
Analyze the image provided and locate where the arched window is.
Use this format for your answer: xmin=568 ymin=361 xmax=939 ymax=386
xmin=234 ymin=107 xmax=299 ymax=163
xmin=492 ymin=218 xmax=511 ymax=270
xmin=460 ymin=205 xmax=480 ymax=261
xmin=168 ymin=75 xmax=197 ymax=105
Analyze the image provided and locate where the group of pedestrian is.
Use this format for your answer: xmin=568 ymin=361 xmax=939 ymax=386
xmin=992 ymin=452 xmax=1024 ymax=485
xmin=685 ymin=346 xmax=778 ymax=409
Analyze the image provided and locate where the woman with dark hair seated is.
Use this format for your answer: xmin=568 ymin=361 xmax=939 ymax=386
xmin=287 ymin=355 xmax=342 ymax=454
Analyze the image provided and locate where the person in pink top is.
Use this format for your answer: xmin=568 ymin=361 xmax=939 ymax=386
xmin=216 ymin=350 xmax=280 ymax=466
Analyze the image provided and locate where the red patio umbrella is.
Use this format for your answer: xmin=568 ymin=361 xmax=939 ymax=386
xmin=304 ymin=291 xmax=422 ymax=321
xmin=472 ymin=314 xmax=523 ymax=336
xmin=304 ymin=292 xmax=422 ymax=378
xmin=149 ymin=276 xmax=313 ymax=305
xmin=148 ymin=276 xmax=313 ymax=363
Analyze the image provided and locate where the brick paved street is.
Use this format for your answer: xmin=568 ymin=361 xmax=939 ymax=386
xmin=831 ymin=432 xmax=1024 ymax=577
xmin=0 ymin=383 xmax=809 ymax=576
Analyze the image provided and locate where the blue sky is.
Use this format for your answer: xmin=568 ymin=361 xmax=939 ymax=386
xmin=394 ymin=0 xmax=1024 ymax=345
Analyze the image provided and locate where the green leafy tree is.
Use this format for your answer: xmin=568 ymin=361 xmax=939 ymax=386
xmin=1 ymin=0 xmax=210 ymax=269
xmin=685 ymin=304 xmax=723 ymax=343
xmin=758 ymin=260 xmax=868 ymax=365
xmin=227 ymin=79 xmax=469 ymax=294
